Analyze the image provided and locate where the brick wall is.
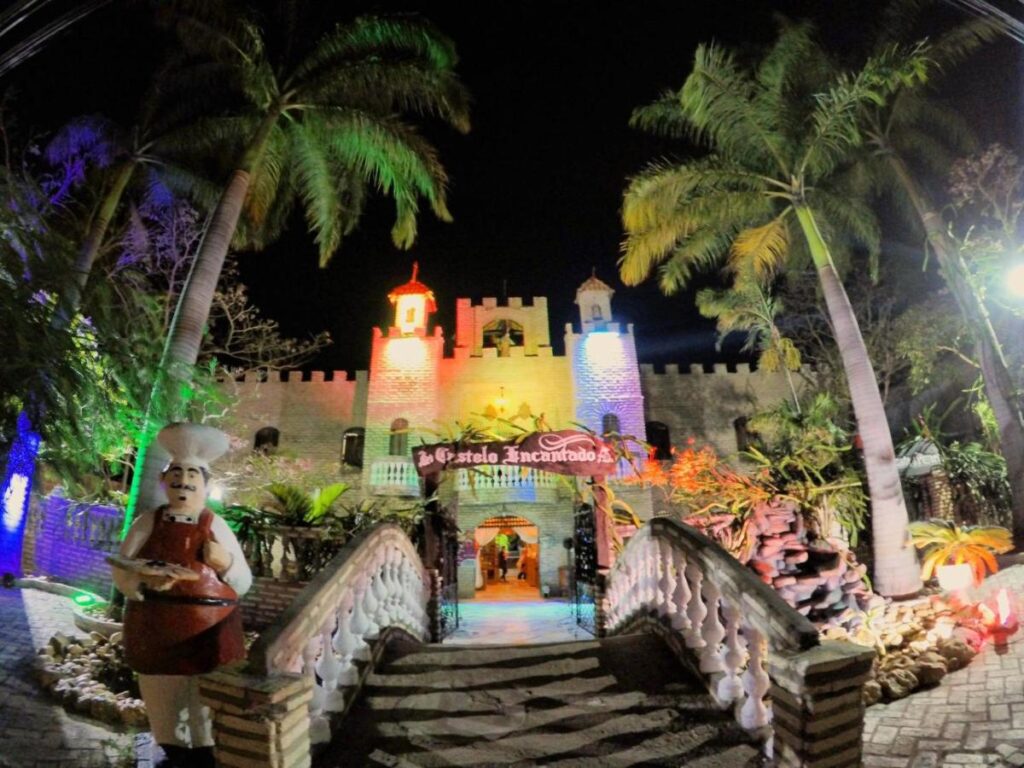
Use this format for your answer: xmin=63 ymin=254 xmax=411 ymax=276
xmin=25 ymin=495 xmax=123 ymax=595
xmin=640 ymin=363 xmax=804 ymax=457
xmin=567 ymin=324 xmax=647 ymax=446
xmin=220 ymin=370 xmax=366 ymax=468
xmin=240 ymin=576 xmax=306 ymax=632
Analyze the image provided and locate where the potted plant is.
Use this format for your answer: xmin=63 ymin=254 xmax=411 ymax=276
xmin=263 ymin=482 xmax=351 ymax=580
xmin=908 ymin=518 xmax=1012 ymax=589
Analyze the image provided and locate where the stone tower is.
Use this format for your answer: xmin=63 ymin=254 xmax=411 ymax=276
xmin=565 ymin=272 xmax=646 ymax=453
xmin=363 ymin=264 xmax=444 ymax=490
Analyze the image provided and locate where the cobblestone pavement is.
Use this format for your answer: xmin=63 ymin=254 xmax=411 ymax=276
xmin=0 ymin=588 xmax=134 ymax=768
xmin=864 ymin=566 xmax=1024 ymax=768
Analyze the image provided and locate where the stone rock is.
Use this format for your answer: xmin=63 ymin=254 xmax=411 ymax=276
xmin=914 ymin=652 xmax=948 ymax=686
xmin=880 ymin=667 xmax=918 ymax=700
xmin=936 ymin=638 xmax=975 ymax=671
xmin=862 ymin=678 xmax=883 ymax=706
xmin=117 ymin=699 xmax=148 ymax=728
xmin=49 ymin=632 xmax=74 ymax=656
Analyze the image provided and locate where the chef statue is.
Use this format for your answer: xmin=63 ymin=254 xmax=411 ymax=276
xmin=110 ymin=423 xmax=252 ymax=768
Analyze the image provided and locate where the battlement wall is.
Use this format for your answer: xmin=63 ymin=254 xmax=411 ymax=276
xmin=219 ymin=370 xmax=368 ymax=465
xmin=640 ymin=363 xmax=808 ymax=457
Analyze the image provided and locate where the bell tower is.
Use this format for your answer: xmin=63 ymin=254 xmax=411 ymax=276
xmin=575 ymin=269 xmax=614 ymax=333
xmin=388 ymin=262 xmax=437 ymax=335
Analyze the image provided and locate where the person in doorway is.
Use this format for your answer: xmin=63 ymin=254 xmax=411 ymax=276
xmin=110 ymin=423 xmax=252 ymax=768
xmin=517 ymin=546 xmax=532 ymax=581
xmin=498 ymin=546 xmax=508 ymax=582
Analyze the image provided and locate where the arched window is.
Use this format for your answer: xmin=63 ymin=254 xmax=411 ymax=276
xmin=254 ymin=426 xmax=280 ymax=454
xmin=734 ymin=416 xmax=755 ymax=452
xmin=342 ymin=427 xmax=365 ymax=468
xmin=646 ymin=421 xmax=672 ymax=460
xmin=591 ymin=304 xmax=603 ymax=320
xmin=389 ymin=418 xmax=409 ymax=456
xmin=601 ymin=413 xmax=621 ymax=437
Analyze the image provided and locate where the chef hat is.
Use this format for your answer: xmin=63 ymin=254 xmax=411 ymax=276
xmin=157 ymin=422 xmax=230 ymax=471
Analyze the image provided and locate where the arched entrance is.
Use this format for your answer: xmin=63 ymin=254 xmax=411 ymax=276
xmin=473 ymin=514 xmax=540 ymax=601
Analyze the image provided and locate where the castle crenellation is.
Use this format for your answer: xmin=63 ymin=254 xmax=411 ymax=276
xmin=219 ymin=268 xmax=802 ymax=599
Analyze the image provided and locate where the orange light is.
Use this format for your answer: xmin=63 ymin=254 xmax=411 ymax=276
xmin=384 ymin=337 xmax=428 ymax=368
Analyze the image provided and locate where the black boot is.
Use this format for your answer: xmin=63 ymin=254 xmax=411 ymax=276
xmin=190 ymin=747 xmax=216 ymax=768
xmin=155 ymin=744 xmax=191 ymax=768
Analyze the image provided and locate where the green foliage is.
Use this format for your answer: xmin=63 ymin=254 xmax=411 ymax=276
xmin=620 ymin=21 xmax=928 ymax=290
xmin=264 ymin=481 xmax=350 ymax=527
xmin=161 ymin=4 xmax=470 ymax=264
xmin=747 ymin=394 xmax=868 ymax=545
xmin=908 ymin=518 xmax=1012 ymax=583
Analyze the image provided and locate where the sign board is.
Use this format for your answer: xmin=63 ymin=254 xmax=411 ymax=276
xmin=412 ymin=430 xmax=617 ymax=477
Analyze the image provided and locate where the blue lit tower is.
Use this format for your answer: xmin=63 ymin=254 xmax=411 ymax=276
xmin=565 ymin=273 xmax=646 ymax=450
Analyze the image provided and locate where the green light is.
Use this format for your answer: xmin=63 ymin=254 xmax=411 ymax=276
xmin=73 ymin=593 xmax=95 ymax=605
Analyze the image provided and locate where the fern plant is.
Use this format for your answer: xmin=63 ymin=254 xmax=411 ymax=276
xmin=908 ymin=518 xmax=1012 ymax=584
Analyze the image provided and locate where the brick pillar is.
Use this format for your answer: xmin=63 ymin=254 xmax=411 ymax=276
xmin=593 ymin=570 xmax=609 ymax=637
xmin=198 ymin=666 xmax=314 ymax=768
xmin=768 ymin=640 xmax=875 ymax=768
xmin=426 ymin=568 xmax=443 ymax=642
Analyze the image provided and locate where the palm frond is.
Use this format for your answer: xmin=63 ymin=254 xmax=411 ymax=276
xmin=653 ymin=229 xmax=736 ymax=293
xmin=290 ymin=120 xmax=344 ymax=265
xmin=728 ymin=212 xmax=791 ymax=278
xmin=800 ymin=42 xmax=930 ymax=178
xmin=629 ymin=91 xmax=695 ymax=139
xmin=678 ymin=43 xmax=788 ymax=172
xmin=298 ymin=60 xmax=470 ymax=133
xmin=291 ymin=14 xmax=459 ymax=86
xmin=319 ymin=110 xmax=451 ymax=251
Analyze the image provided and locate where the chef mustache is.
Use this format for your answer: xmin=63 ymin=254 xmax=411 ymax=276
xmin=169 ymin=481 xmax=198 ymax=492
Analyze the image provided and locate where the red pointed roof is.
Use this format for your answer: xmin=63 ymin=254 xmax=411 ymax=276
xmin=388 ymin=262 xmax=437 ymax=312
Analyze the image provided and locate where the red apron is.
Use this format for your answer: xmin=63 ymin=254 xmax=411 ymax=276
xmin=123 ymin=509 xmax=245 ymax=676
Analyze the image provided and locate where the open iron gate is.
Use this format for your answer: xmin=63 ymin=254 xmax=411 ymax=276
xmin=572 ymin=503 xmax=598 ymax=635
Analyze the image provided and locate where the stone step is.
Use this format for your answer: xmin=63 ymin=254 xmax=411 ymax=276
xmin=320 ymin=633 xmax=760 ymax=767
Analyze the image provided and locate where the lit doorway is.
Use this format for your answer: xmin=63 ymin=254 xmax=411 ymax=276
xmin=472 ymin=514 xmax=540 ymax=601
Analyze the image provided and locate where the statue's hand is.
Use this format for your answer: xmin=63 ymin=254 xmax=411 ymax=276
xmin=204 ymin=539 xmax=233 ymax=575
xmin=140 ymin=574 xmax=182 ymax=593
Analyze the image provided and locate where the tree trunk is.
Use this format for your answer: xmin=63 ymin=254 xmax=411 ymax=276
xmin=887 ymin=154 xmax=1024 ymax=544
xmin=52 ymin=159 xmax=135 ymax=329
xmin=125 ymin=110 xmax=280 ymax=523
xmin=794 ymin=204 xmax=922 ymax=596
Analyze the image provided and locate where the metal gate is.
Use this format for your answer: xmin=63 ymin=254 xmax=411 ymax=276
xmin=437 ymin=516 xmax=460 ymax=639
xmin=572 ymin=503 xmax=598 ymax=635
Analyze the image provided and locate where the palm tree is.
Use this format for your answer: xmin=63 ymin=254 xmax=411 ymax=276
xmin=619 ymin=22 xmax=927 ymax=595
xmin=126 ymin=5 xmax=470 ymax=519
xmin=696 ymin=270 xmax=803 ymax=412
xmin=846 ymin=2 xmax=1024 ymax=544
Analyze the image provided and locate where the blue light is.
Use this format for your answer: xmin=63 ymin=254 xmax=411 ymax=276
xmin=0 ymin=412 xmax=41 ymax=576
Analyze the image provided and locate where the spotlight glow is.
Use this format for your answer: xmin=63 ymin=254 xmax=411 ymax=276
xmin=1008 ymin=264 xmax=1024 ymax=297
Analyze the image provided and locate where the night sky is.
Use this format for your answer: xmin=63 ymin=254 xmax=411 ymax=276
xmin=9 ymin=0 xmax=1023 ymax=373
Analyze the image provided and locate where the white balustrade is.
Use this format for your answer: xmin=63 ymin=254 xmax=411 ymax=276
xmin=600 ymin=521 xmax=818 ymax=749
xmin=369 ymin=458 xmax=421 ymax=496
xmin=249 ymin=525 xmax=432 ymax=749
xmin=454 ymin=465 xmax=559 ymax=493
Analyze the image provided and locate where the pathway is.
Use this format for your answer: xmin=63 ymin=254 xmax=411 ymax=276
xmin=864 ymin=565 xmax=1024 ymax=768
xmin=447 ymin=595 xmax=585 ymax=645
xmin=324 ymin=633 xmax=762 ymax=767
xmin=0 ymin=587 xmax=134 ymax=768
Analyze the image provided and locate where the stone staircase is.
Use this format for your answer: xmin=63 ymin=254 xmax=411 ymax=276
xmin=317 ymin=633 xmax=762 ymax=767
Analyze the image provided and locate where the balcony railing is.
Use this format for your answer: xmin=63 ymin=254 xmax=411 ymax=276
xmin=455 ymin=465 xmax=562 ymax=504
xmin=368 ymin=457 xmax=421 ymax=497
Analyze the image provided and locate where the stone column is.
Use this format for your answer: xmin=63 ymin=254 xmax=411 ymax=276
xmin=198 ymin=666 xmax=314 ymax=768
xmin=593 ymin=570 xmax=609 ymax=637
xmin=426 ymin=568 xmax=443 ymax=642
xmin=767 ymin=640 xmax=876 ymax=768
